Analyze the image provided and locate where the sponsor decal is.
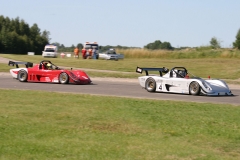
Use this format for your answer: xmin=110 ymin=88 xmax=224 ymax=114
xmin=45 ymin=77 xmax=51 ymax=82
xmin=13 ymin=71 xmax=19 ymax=74
xmin=52 ymin=77 xmax=59 ymax=83
xmin=82 ymin=76 xmax=88 ymax=79
xmin=137 ymin=68 xmax=142 ymax=73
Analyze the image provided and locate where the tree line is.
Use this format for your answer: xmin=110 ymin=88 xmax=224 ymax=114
xmin=1 ymin=15 xmax=240 ymax=55
xmin=0 ymin=15 xmax=50 ymax=54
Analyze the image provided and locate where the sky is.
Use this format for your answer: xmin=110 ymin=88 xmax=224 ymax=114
xmin=1 ymin=0 xmax=240 ymax=48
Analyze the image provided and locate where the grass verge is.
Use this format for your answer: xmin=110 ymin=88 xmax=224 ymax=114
xmin=0 ymin=89 xmax=240 ymax=159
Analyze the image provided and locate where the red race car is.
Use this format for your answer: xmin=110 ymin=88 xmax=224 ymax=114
xmin=8 ymin=60 xmax=91 ymax=84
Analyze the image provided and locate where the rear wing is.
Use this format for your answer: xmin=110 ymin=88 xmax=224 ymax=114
xmin=136 ymin=66 xmax=169 ymax=76
xmin=8 ymin=61 xmax=33 ymax=68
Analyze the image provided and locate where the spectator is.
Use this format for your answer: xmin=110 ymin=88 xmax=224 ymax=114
xmin=87 ymin=48 xmax=92 ymax=59
xmin=74 ymin=47 xmax=80 ymax=59
xmin=82 ymin=48 xmax=87 ymax=59
xmin=92 ymin=48 xmax=97 ymax=59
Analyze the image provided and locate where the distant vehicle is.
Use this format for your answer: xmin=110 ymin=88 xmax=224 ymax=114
xmin=136 ymin=66 xmax=233 ymax=96
xmin=84 ymin=42 xmax=100 ymax=59
xmin=42 ymin=44 xmax=58 ymax=58
xmin=8 ymin=60 xmax=91 ymax=85
xmin=99 ymin=48 xmax=124 ymax=61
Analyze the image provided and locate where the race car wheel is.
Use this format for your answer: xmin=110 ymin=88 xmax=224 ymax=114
xmin=17 ymin=70 xmax=28 ymax=82
xmin=59 ymin=72 xmax=69 ymax=84
xmin=145 ymin=78 xmax=156 ymax=92
xmin=189 ymin=81 xmax=200 ymax=95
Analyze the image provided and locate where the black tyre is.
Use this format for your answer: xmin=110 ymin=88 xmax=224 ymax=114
xmin=145 ymin=78 xmax=156 ymax=92
xmin=189 ymin=81 xmax=201 ymax=95
xmin=59 ymin=72 xmax=69 ymax=84
xmin=17 ymin=70 xmax=28 ymax=82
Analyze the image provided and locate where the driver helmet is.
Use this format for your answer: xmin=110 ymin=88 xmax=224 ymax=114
xmin=178 ymin=70 xmax=186 ymax=77
xmin=46 ymin=63 xmax=52 ymax=69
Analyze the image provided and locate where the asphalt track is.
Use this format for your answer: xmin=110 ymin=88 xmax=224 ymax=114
xmin=0 ymin=75 xmax=240 ymax=106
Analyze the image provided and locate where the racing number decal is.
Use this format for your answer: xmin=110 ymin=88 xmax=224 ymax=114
xmin=159 ymin=84 xmax=162 ymax=90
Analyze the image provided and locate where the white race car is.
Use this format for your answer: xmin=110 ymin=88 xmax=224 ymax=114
xmin=136 ymin=66 xmax=233 ymax=96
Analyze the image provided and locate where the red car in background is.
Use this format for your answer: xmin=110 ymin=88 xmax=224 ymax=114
xmin=8 ymin=60 xmax=92 ymax=85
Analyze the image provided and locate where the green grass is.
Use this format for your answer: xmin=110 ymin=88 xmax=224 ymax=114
xmin=0 ymin=89 xmax=240 ymax=159
xmin=1 ymin=54 xmax=240 ymax=80
xmin=0 ymin=63 xmax=15 ymax=72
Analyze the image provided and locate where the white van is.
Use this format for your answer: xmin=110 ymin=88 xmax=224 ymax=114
xmin=42 ymin=44 xmax=58 ymax=58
